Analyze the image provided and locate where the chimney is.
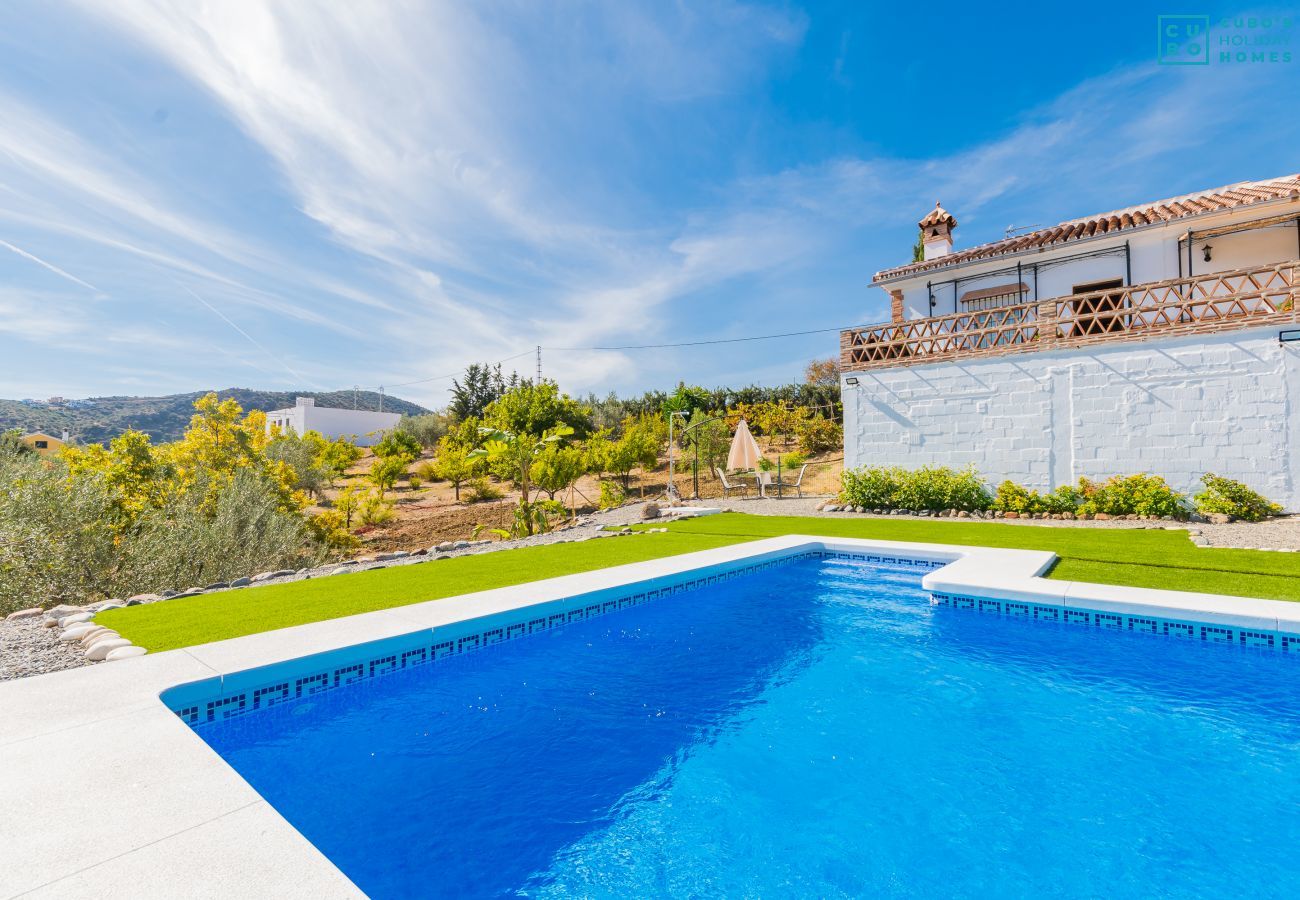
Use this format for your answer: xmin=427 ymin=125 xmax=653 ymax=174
xmin=919 ymin=202 xmax=957 ymax=261
xmin=295 ymin=396 xmax=315 ymax=408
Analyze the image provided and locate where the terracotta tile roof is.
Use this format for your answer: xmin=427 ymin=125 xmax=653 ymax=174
xmin=874 ymin=174 xmax=1300 ymax=283
xmin=918 ymin=202 xmax=956 ymax=230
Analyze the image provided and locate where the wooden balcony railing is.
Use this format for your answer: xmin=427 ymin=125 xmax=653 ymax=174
xmin=842 ymin=260 xmax=1299 ymax=370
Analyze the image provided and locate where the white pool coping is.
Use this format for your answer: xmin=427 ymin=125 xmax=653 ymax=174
xmin=2 ymin=534 xmax=1298 ymax=899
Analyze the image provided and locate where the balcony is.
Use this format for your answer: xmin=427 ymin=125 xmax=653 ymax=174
xmin=842 ymin=261 xmax=1299 ymax=370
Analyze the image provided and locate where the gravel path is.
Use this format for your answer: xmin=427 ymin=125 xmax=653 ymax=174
xmin=0 ymin=620 xmax=91 ymax=682
xmin=6 ymin=500 xmax=1297 ymax=683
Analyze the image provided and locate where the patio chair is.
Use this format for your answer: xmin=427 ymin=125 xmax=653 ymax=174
xmin=715 ymin=468 xmax=749 ymax=497
xmin=776 ymin=463 xmax=809 ymax=498
xmin=756 ymin=470 xmax=773 ymax=499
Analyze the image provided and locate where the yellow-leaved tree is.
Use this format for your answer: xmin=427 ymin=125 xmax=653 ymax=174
xmin=61 ymin=429 xmax=176 ymax=529
xmin=166 ymin=393 xmax=304 ymax=515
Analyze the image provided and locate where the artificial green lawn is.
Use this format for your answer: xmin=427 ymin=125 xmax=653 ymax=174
xmin=97 ymin=513 xmax=1300 ymax=652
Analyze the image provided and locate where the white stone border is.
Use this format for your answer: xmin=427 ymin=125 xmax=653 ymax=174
xmin=2 ymin=535 xmax=1298 ymax=899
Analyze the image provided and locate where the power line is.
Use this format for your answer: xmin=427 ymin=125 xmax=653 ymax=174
xmin=320 ymin=321 xmax=855 ymax=400
xmin=364 ymin=349 xmax=537 ymax=391
xmin=547 ymin=322 xmax=861 ymax=352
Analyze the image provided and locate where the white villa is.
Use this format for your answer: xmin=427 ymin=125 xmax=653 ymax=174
xmin=840 ymin=174 xmax=1300 ymax=509
xmin=265 ymin=396 xmax=401 ymax=447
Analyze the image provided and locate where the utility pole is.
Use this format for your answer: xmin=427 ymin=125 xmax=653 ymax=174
xmin=536 ymin=345 xmax=542 ymax=383
xmin=353 ymin=385 xmax=358 ymax=410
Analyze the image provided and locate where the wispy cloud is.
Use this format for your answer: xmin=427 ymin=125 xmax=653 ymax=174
xmin=0 ymin=1 xmax=1295 ymax=405
xmin=0 ymin=238 xmax=100 ymax=293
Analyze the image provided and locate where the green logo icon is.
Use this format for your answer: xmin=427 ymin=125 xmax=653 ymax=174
xmin=1158 ymin=15 xmax=1211 ymax=64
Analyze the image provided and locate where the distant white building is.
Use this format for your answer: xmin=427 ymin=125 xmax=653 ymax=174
xmin=265 ymin=397 xmax=400 ymax=447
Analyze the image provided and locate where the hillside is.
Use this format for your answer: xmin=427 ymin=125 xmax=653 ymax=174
xmin=0 ymin=389 xmax=430 ymax=444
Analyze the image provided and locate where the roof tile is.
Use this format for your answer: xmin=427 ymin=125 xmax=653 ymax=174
xmin=875 ymin=174 xmax=1300 ymax=282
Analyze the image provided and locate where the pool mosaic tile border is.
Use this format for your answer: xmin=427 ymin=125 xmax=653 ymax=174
xmin=930 ymin=592 xmax=1300 ymax=654
xmin=173 ymin=550 xmax=944 ymax=728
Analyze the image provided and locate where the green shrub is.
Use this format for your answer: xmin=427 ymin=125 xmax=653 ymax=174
xmin=1194 ymin=474 xmax=1282 ymax=521
xmin=406 ymin=474 xmax=424 ymax=490
xmin=464 ymin=477 xmax=503 ymax=503
xmin=992 ymin=481 xmax=1083 ymax=515
xmin=373 ymin=430 xmax=421 ymax=461
xmin=414 ymin=460 xmax=438 ymax=482
xmin=1077 ymin=474 xmax=1188 ymax=518
xmin=1043 ymin=484 xmax=1084 ymax=514
xmin=840 ymin=466 xmax=903 ymax=509
xmin=781 ymin=451 xmax=809 ymax=469
xmin=992 ymin=480 xmax=1045 ymax=514
xmin=796 ymin=416 xmax=842 ymax=453
xmin=840 ymin=465 xmax=991 ymax=512
xmin=598 ymin=480 xmax=625 ymax=510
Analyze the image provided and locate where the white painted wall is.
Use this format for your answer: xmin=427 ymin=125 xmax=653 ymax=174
xmin=842 ymin=326 xmax=1300 ymax=510
xmin=265 ymin=398 xmax=401 ymax=446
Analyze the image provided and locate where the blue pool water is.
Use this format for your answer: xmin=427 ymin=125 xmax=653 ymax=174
xmin=195 ymin=557 xmax=1300 ymax=898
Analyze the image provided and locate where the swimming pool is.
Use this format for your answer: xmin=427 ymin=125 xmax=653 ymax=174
xmin=181 ymin=552 xmax=1300 ymax=898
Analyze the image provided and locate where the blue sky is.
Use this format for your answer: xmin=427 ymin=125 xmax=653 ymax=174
xmin=0 ymin=1 xmax=1296 ymax=408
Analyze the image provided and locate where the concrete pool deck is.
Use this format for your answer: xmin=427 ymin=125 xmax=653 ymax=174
xmin=3 ymin=535 xmax=1300 ymax=898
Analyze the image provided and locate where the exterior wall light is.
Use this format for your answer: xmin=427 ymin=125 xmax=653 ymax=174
xmin=1203 ymin=244 xmax=1213 ymax=262
xmin=844 ymin=376 xmax=860 ymax=385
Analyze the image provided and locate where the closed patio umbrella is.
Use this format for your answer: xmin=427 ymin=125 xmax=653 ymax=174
xmin=727 ymin=419 xmax=763 ymax=471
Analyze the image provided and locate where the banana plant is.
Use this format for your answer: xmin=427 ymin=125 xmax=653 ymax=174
xmin=467 ymin=424 xmax=573 ymax=537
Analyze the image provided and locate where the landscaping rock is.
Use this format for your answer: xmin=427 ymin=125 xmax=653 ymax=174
xmin=230 ymin=577 xmax=251 ymax=588
xmin=1207 ymin=513 xmax=1233 ymax=525
xmin=60 ymin=624 xmax=95 ymax=642
xmin=78 ymin=627 xmax=111 ymax=645
xmin=436 ymin=542 xmax=455 ymax=552
xmin=85 ymin=639 xmax=131 ymax=661
xmin=159 ymin=590 xmax=179 ymax=599
xmin=105 ymin=645 xmax=147 ymax=661
xmin=44 ymin=605 xmax=83 ymax=620
xmin=252 ymin=570 xmax=295 ymax=583
xmin=58 ymin=612 xmax=94 ymax=627
xmin=129 ymin=593 xmax=162 ymax=603
xmin=97 ymin=603 xmax=125 ymax=613
xmin=411 ymin=548 xmax=428 ymax=557
xmin=453 ymin=540 xmax=471 ymax=550
xmin=6 ymin=608 xmax=44 ymax=622
xmin=204 ymin=582 xmax=229 ymax=591
xmin=1004 ymin=512 xmax=1018 ymax=519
